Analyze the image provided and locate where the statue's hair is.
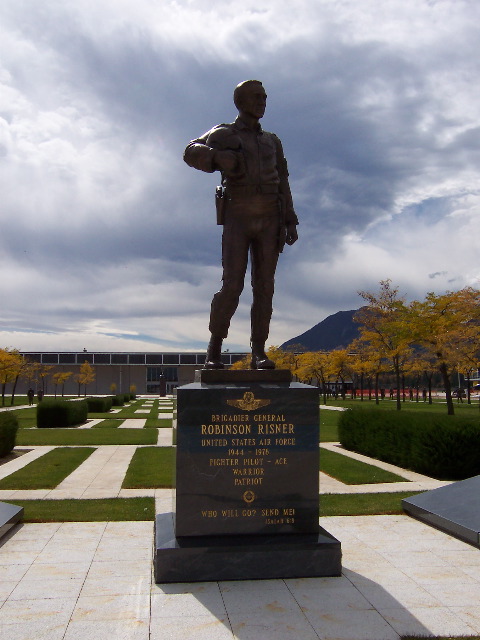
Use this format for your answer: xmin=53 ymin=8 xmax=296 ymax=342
xmin=233 ymin=80 xmax=263 ymax=109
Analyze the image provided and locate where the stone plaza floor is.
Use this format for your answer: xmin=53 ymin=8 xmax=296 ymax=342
xmin=0 ymin=400 xmax=479 ymax=638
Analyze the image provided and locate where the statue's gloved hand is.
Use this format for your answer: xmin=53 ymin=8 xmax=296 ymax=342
xmin=285 ymin=224 xmax=298 ymax=245
xmin=214 ymin=150 xmax=240 ymax=173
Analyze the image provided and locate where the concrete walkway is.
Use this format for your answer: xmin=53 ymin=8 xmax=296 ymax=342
xmin=1 ymin=515 xmax=480 ymax=639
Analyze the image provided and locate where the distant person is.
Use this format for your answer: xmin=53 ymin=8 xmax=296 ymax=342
xmin=37 ymin=389 xmax=44 ymax=402
xmin=27 ymin=388 xmax=35 ymax=405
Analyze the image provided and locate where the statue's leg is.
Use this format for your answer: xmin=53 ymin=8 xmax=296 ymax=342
xmin=250 ymin=215 xmax=279 ymax=369
xmin=208 ymin=207 xmax=249 ymax=341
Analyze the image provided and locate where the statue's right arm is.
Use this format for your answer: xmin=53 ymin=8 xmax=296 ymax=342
xmin=184 ymin=132 xmax=217 ymax=173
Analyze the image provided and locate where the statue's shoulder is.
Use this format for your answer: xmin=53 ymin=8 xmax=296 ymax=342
xmin=206 ymin=122 xmax=241 ymax=150
xmin=263 ymin=130 xmax=281 ymax=143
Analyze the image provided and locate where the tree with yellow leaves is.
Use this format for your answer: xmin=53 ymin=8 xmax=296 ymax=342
xmin=408 ymin=287 xmax=480 ymax=415
xmin=355 ymin=280 xmax=412 ymax=410
xmin=76 ymin=361 xmax=96 ymax=396
xmin=0 ymin=348 xmax=23 ymax=407
xmin=52 ymin=371 xmax=72 ymax=397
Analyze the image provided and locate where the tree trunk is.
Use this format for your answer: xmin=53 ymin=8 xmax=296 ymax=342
xmin=10 ymin=374 xmax=19 ymax=406
xmin=395 ymin=368 xmax=401 ymax=411
xmin=439 ymin=361 xmax=454 ymax=415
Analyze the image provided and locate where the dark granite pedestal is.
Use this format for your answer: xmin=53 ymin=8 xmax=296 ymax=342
xmin=153 ymin=369 xmax=342 ymax=582
xmin=154 ymin=512 xmax=341 ymax=583
xmin=402 ymin=475 xmax=480 ymax=547
xmin=0 ymin=501 xmax=23 ymax=539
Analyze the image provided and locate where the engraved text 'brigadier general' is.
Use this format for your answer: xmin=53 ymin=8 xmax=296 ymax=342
xmin=184 ymin=80 xmax=298 ymax=369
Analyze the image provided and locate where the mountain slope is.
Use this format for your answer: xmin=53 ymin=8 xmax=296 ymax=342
xmin=281 ymin=309 xmax=361 ymax=351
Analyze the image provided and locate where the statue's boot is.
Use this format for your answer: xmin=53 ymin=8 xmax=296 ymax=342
xmin=251 ymin=342 xmax=275 ymax=370
xmin=204 ymin=335 xmax=224 ymax=369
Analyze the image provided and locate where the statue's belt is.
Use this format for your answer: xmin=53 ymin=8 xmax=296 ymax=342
xmin=226 ymin=184 xmax=279 ymax=197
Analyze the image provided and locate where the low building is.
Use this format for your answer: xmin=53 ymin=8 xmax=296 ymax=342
xmin=19 ymin=351 xmax=247 ymax=395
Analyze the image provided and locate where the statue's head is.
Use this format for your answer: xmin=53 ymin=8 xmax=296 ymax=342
xmin=233 ymin=80 xmax=267 ymax=119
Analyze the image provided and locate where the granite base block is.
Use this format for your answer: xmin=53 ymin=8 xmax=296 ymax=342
xmin=0 ymin=501 xmax=24 ymax=539
xmin=402 ymin=475 xmax=480 ymax=547
xmin=154 ymin=513 xmax=342 ymax=583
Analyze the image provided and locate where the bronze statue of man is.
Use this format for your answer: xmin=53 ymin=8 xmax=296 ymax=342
xmin=184 ymin=80 xmax=298 ymax=369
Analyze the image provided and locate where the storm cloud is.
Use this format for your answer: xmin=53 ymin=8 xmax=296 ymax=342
xmin=1 ymin=0 xmax=479 ymax=352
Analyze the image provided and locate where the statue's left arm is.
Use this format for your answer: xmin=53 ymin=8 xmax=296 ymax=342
xmin=273 ymin=134 xmax=298 ymax=245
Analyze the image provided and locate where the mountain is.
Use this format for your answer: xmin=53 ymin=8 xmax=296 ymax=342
xmin=281 ymin=309 xmax=361 ymax=351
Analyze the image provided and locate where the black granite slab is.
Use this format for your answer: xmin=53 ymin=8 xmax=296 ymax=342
xmin=0 ymin=502 xmax=23 ymax=539
xmin=402 ymin=476 xmax=480 ymax=547
xmin=154 ymin=512 xmax=342 ymax=583
xmin=175 ymin=381 xmax=320 ymax=537
xmin=196 ymin=369 xmax=292 ymax=384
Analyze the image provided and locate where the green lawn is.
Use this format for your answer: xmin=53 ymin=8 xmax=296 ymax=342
xmin=329 ymin=397 xmax=480 ymax=415
xmin=10 ymin=406 xmax=37 ymax=429
xmin=146 ymin=417 xmax=172 ymax=428
xmin=320 ymin=492 xmax=418 ymax=516
xmin=16 ymin=428 xmax=158 ymax=446
xmin=320 ymin=409 xmax=340 ymax=441
xmin=320 ymin=448 xmax=406 ymax=484
xmin=4 ymin=497 xmax=155 ymax=521
xmin=0 ymin=448 xmax=94 ymax=489
xmin=92 ymin=418 xmax=124 ymax=428
xmin=122 ymin=447 xmax=174 ymax=488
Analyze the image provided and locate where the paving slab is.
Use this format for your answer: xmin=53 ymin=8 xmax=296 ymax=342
xmin=156 ymin=428 xmax=173 ymax=446
xmin=49 ymin=445 xmax=136 ymax=498
xmin=2 ymin=516 xmax=480 ymax=638
xmin=119 ymin=418 xmax=147 ymax=429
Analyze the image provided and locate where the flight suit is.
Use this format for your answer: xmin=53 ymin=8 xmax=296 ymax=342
xmin=184 ymin=116 xmax=298 ymax=345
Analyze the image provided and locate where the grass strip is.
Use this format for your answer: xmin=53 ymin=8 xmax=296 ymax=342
xmin=0 ymin=448 xmax=94 ymax=489
xmin=92 ymin=419 xmax=123 ymax=428
xmin=16 ymin=428 xmax=158 ymax=446
xmin=146 ymin=417 xmax=172 ymax=428
xmin=320 ymin=492 xmax=419 ymax=516
xmin=11 ymin=407 xmax=37 ymax=429
xmin=4 ymin=497 xmax=155 ymax=522
xmin=320 ymin=448 xmax=406 ymax=484
xmin=319 ymin=409 xmax=340 ymax=442
xmin=329 ymin=398 xmax=480 ymax=415
xmin=122 ymin=447 xmax=174 ymax=488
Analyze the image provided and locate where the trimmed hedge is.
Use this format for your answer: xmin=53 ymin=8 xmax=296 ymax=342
xmin=111 ymin=394 xmax=125 ymax=407
xmin=338 ymin=408 xmax=480 ymax=480
xmin=86 ymin=397 xmax=113 ymax=413
xmin=37 ymin=399 xmax=88 ymax=429
xmin=0 ymin=412 xmax=19 ymax=456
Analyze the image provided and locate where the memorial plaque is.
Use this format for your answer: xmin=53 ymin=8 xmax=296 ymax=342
xmin=175 ymin=380 xmax=319 ymax=537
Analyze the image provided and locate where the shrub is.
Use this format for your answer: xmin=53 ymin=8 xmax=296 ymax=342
xmin=86 ymin=397 xmax=113 ymax=413
xmin=111 ymin=395 xmax=125 ymax=407
xmin=37 ymin=399 xmax=88 ymax=429
xmin=123 ymin=393 xmax=131 ymax=403
xmin=338 ymin=408 xmax=480 ymax=480
xmin=0 ymin=413 xmax=19 ymax=457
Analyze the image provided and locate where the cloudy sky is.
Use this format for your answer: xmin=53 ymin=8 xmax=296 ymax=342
xmin=1 ymin=0 xmax=479 ymax=354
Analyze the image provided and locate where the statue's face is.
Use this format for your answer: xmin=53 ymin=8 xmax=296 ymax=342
xmin=239 ymin=84 xmax=267 ymax=119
